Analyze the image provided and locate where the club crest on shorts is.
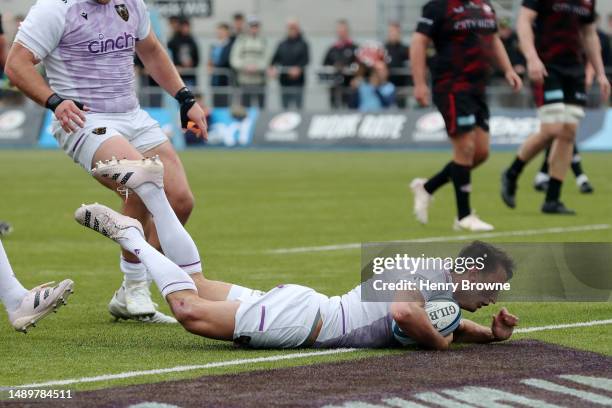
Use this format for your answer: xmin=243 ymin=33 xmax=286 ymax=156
xmin=92 ymin=127 xmax=107 ymax=135
xmin=115 ymin=4 xmax=129 ymax=22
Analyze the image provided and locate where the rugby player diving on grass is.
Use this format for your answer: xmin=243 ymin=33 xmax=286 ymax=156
xmin=5 ymin=0 xmax=209 ymax=324
xmin=74 ymin=167 xmax=518 ymax=349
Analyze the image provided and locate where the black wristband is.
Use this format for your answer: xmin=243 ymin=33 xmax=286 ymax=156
xmin=45 ymin=93 xmax=64 ymax=112
xmin=174 ymin=87 xmax=195 ymax=105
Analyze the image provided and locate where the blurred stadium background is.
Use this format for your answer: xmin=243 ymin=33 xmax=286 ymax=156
xmin=1 ymin=0 xmax=612 ymax=149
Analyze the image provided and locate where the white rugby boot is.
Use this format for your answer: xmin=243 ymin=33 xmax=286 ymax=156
xmin=92 ymin=156 xmax=164 ymax=190
xmin=8 ymin=279 xmax=74 ymax=333
xmin=453 ymin=212 xmax=495 ymax=232
xmin=75 ymin=203 xmax=144 ymax=242
xmin=108 ymin=284 xmax=177 ymax=324
xmin=410 ymin=178 xmax=432 ymax=224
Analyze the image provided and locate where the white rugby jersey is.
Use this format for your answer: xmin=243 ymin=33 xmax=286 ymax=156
xmin=15 ymin=0 xmax=151 ymax=113
xmin=315 ymin=267 xmax=454 ymax=348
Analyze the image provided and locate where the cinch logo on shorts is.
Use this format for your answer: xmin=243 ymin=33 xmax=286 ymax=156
xmin=87 ymin=32 xmax=136 ymax=54
xmin=457 ymin=115 xmax=476 ymax=126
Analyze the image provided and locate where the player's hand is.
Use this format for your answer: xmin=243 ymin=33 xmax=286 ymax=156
xmin=186 ymin=102 xmax=209 ymax=140
xmin=55 ymin=100 xmax=90 ymax=133
xmin=491 ymin=307 xmax=519 ymax=341
xmin=597 ymin=73 xmax=611 ymax=103
xmin=505 ymin=70 xmax=523 ymax=92
xmin=414 ymin=83 xmax=430 ymax=107
xmin=527 ymin=57 xmax=548 ymax=85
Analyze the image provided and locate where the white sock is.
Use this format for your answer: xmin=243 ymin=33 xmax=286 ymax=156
xmin=576 ymin=174 xmax=589 ymax=186
xmin=117 ymin=228 xmax=197 ymax=298
xmin=133 ymin=183 xmax=202 ymax=274
xmin=120 ymin=255 xmax=148 ymax=282
xmin=0 ymin=240 xmax=28 ymax=312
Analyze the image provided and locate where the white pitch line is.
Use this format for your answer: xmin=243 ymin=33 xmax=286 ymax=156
xmin=5 ymin=318 xmax=612 ymax=390
xmin=268 ymin=224 xmax=611 ymax=254
xmin=514 ymin=319 xmax=612 ymax=334
xmin=4 ymin=348 xmax=357 ymax=390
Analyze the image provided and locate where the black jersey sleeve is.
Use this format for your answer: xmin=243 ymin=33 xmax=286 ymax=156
xmin=416 ymin=0 xmax=444 ymax=39
xmin=0 ymin=14 xmax=4 ymax=35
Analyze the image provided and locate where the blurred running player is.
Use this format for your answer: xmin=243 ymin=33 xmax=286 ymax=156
xmin=76 ymin=199 xmax=519 ymax=350
xmin=0 ymin=239 xmax=73 ymax=333
xmin=533 ymin=144 xmax=594 ymax=194
xmin=501 ymin=0 xmax=609 ymax=214
xmin=410 ymin=0 xmax=522 ymax=231
xmin=5 ymin=0 xmax=208 ymax=323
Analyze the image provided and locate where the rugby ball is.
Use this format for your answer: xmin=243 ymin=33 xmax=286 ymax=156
xmin=392 ymin=297 xmax=461 ymax=346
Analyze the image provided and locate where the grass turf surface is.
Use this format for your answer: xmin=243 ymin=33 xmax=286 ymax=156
xmin=0 ymin=149 xmax=610 ymax=391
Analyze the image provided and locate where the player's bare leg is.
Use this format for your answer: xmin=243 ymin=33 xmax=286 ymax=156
xmin=166 ymin=291 xmax=237 ymax=340
xmin=471 ymin=128 xmax=490 ymax=169
xmin=75 ymin=203 xmax=236 ymax=341
xmin=542 ymin=123 xmax=577 ymax=214
xmin=450 ymin=130 xmax=493 ymax=232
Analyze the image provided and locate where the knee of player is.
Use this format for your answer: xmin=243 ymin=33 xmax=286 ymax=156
xmin=170 ymin=191 xmax=195 ymax=219
xmin=474 ymin=148 xmax=489 ymax=165
xmin=169 ymin=298 xmax=200 ymax=326
xmin=454 ymin=140 xmax=476 ymax=160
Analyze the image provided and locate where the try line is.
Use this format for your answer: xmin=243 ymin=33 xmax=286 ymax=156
xmin=5 ymin=318 xmax=612 ymax=390
xmin=267 ymin=224 xmax=612 ymax=254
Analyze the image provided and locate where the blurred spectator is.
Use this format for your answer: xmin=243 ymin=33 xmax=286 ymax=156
xmin=168 ymin=15 xmax=181 ymax=36
xmin=168 ymin=18 xmax=200 ymax=87
xmin=230 ymin=16 xmax=269 ymax=108
xmin=322 ymin=20 xmax=358 ymax=108
xmin=349 ymin=61 xmax=396 ymax=112
xmin=231 ymin=13 xmax=245 ymax=42
xmin=384 ymin=22 xmax=410 ymax=108
xmin=497 ymin=18 xmax=525 ymax=77
xmin=209 ymin=23 xmax=233 ymax=107
xmin=269 ymin=19 xmax=310 ymax=110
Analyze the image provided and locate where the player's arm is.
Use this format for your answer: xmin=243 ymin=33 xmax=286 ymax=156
xmin=5 ymin=43 xmax=87 ymax=133
xmin=581 ymin=23 xmax=611 ymax=101
xmin=135 ymin=31 xmax=208 ymax=139
xmin=517 ymin=6 xmax=547 ymax=84
xmin=410 ymin=32 xmax=431 ymax=107
xmin=453 ymin=307 xmax=518 ymax=344
xmin=390 ymin=290 xmax=453 ymax=351
xmin=491 ymin=35 xmax=523 ymax=91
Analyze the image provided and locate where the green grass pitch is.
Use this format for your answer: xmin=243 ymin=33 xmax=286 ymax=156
xmin=0 ymin=149 xmax=610 ymax=391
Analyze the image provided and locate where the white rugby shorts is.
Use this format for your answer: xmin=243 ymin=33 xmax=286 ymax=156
xmin=52 ymin=108 xmax=169 ymax=171
xmin=233 ymin=284 xmax=326 ymax=349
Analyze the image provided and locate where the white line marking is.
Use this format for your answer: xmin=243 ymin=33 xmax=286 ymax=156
xmin=5 ymin=318 xmax=612 ymax=390
xmin=514 ymin=319 xmax=612 ymax=334
xmin=4 ymin=348 xmax=357 ymax=390
xmin=522 ymin=379 xmax=612 ymax=405
xmin=268 ymin=224 xmax=611 ymax=254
